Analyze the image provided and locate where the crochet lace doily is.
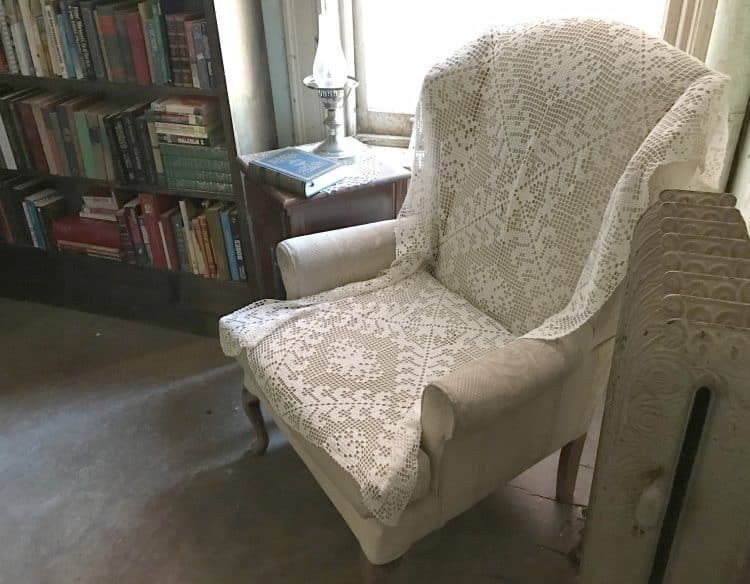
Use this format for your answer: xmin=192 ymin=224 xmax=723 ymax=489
xmin=221 ymin=20 xmax=728 ymax=526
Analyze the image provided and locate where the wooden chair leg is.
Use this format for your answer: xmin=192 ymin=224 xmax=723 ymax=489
xmin=556 ymin=433 xmax=587 ymax=504
xmin=242 ymin=387 xmax=269 ymax=456
xmin=361 ymin=553 xmax=402 ymax=584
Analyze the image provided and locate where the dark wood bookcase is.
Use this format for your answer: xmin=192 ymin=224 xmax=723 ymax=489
xmin=0 ymin=0 xmax=275 ymax=336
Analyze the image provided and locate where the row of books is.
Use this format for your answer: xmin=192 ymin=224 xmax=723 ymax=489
xmin=0 ymin=178 xmax=247 ymax=280
xmin=0 ymin=1 xmax=215 ymax=89
xmin=0 ymin=91 xmax=231 ymax=192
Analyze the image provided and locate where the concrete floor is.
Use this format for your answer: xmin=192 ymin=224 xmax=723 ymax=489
xmin=0 ymin=298 xmax=601 ymax=584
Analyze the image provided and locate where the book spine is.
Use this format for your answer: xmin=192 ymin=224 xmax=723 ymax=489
xmin=97 ymin=111 xmax=115 ymax=180
xmin=9 ymin=98 xmax=34 ymax=172
xmin=198 ymin=215 xmax=215 ymax=277
xmin=138 ymin=3 xmax=156 ymax=82
xmin=92 ymin=5 xmax=109 ymax=79
xmin=95 ymin=8 xmax=123 ymax=81
xmin=56 ymin=10 xmax=76 ymax=78
xmin=29 ymin=198 xmax=49 ymax=250
xmin=38 ymin=197 xmax=66 ymax=248
xmin=80 ymin=2 xmax=105 ymax=79
xmin=18 ymin=0 xmax=48 ymax=76
xmin=125 ymin=10 xmax=150 ymax=85
xmin=135 ymin=115 xmax=156 ymax=185
xmin=31 ymin=98 xmax=55 ymax=173
xmin=0 ymin=2 xmax=19 ymax=73
xmin=185 ymin=18 xmax=199 ymax=87
xmin=154 ymin=121 xmax=216 ymax=138
xmin=0 ymin=107 xmax=16 ymax=169
xmin=113 ymin=114 xmax=134 ymax=182
xmin=157 ymin=134 xmax=220 ymax=147
xmin=56 ymin=102 xmax=80 ymax=176
xmin=150 ymin=0 xmax=169 ymax=83
xmin=85 ymin=110 xmax=104 ymax=179
xmin=165 ymin=13 xmax=191 ymax=87
xmin=164 ymin=167 xmax=232 ymax=184
xmin=42 ymin=3 xmax=65 ymax=77
xmin=158 ymin=141 xmax=226 ymax=160
xmin=166 ymin=177 xmax=232 ymax=194
xmin=206 ymin=209 xmax=228 ymax=280
xmin=66 ymin=0 xmax=94 ymax=78
xmin=136 ymin=213 xmax=152 ymax=264
xmin=170 ymin=207 xmax=189 ymax=272
xmin=74 ymin=108 xmax=95 ymax=177
xmin=160 ymin=155 xmax=228 ymax=172
xmin=18 ymin=100 xmax=48 ymax=172
xmin=138 ymin=193 xmax=167 ymax=268
xmin=190 ymin=216 xmax=207 ymax=275
xmin=194 ymin=20 xmax=210 ymax=89
xmin=114 ymin=9 xmax=134 ymax=83
xmin=125 ymin=205 xmax=147 ymax=265
xmin=178 ymin=200 xmax=197 ymax=273
xmin=228 ymin=209 xmax=246 ymax=281
xmin=8 ymin=3 xmax=33 ymax=76
xmin=145 ymin=118 xmax=164 ymax=185
xmin=22 ymin=199 xmax=40 ymax=247
xmin=160 ymin=215 xmax=179 ymax=271
xmin=122 ymin=109 xmax=145 ymax=183
xmin=52 ymin=217 xmax=120 ymax=248
xmin=115 ymin=207 xmax=135 ymax=264
xmin=47 ymin=108 xmax=68 ymax=174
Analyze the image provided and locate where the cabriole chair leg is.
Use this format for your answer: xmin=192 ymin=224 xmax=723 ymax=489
xmin=556 ymin=433 xmax=587 ymax=504
xmin=361 ymin=553 xmax=402 ymax=584
xmin=242 ymin=387 xmax=269 ymax=456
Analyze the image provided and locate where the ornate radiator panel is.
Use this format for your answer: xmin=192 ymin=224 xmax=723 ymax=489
xmin=580 ymin=190 xmax=750 ymax=584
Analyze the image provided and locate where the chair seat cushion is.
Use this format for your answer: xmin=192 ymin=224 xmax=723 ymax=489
xmin=228 ymin=269 xmax=513 ymax=523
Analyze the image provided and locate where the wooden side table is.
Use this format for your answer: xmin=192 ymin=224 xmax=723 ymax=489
xmin=239 ymin=147 xmax=410 ymax=298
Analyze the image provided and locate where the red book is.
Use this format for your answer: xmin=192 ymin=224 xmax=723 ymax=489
xmin=125 ymin=10 xmax=152 ymax=85
xmin=198 ymin=215 xmax=216 ymax=277
xmin=52 ymin=216 xmax=120 ymax=249
xmin=17 ymin=98 xmax=49 ymax=173
xmin=159 ymin=208 xmax=180 ymax=271
xmin=138 ymin=193 xmax=174 ymax=268
xmin=96 ymin=11 xmax=125 ymax=82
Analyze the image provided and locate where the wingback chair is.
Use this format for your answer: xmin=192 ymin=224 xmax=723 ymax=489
xmin=221 ymin=20 xmax=727 ymax=569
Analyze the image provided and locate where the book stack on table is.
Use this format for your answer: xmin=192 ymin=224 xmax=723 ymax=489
xmin=0 ymin=1 xmax=215 ymax=90
xmin=152 ymin=96 xmax=232 ymax=194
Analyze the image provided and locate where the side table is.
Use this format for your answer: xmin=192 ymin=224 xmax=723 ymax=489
xmin=239 ymin=147 xmax=411 ymax=298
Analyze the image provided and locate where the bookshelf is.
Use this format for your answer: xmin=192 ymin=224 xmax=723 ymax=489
xmin=0 ymin=0 xmax=275 ymax=335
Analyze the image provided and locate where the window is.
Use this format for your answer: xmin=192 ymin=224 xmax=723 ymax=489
xmin=353 ymin=0 xmax=668 ymax=137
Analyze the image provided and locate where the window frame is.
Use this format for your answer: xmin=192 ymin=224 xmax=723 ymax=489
xmin=281 ymin=0 xmax=715 ymax=145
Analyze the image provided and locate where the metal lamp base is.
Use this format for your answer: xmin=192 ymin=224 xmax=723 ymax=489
xmin=304 ymin=75 xmax=363 ymax=160
xmin=313 ymin=135 xmax=365 ymax=159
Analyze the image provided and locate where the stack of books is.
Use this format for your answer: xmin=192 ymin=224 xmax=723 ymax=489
xmin=151 ymin=96 xmax=231 ymax=193
xmin=0 ymin=90 xmax=230 ymax=192
xmin=119 ymin=194 xmax=246 ymax=279
xmin=0 ymin=1 xmax=215 ymax=89
xmin=52 ymin=188 xmax=125 ymax=259
xmin=0 ymin=173 xmax=65 ymax=249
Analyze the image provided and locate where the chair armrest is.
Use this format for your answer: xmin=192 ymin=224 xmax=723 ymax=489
xmin=421 ymin=324 xmax=593 ymax=447
xmin=276 ymin=220 xmax=397 ymax=300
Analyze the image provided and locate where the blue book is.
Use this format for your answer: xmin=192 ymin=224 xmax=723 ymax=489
xmin=23 ymin=189 xmax=58 ymax=250
xmin=220 ymin=207 xmax=239 ymax=281
xmin=58 ymin=2 xmax=83 ymax=79
xmin=248 ymin=147 xmax=350 ymax=197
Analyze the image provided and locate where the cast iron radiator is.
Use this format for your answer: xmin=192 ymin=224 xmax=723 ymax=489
xmin=580 ymin=190 xmax=750 ymax=584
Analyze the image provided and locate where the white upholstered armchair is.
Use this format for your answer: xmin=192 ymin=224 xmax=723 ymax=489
xmin=220 ymin=20 xmax=727 ymax=567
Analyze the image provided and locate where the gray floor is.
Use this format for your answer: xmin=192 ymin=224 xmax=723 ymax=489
xmin=0 ymin=298 xmax=601 ymax=584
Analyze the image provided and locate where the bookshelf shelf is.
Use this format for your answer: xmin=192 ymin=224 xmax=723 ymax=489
xmin=6 ymin=170 xmax=236 ymax=201
xmin=0 ymin=73 xmax=223 ymax=98
xmin=0 ymin=0 xmax=276 ymax=336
